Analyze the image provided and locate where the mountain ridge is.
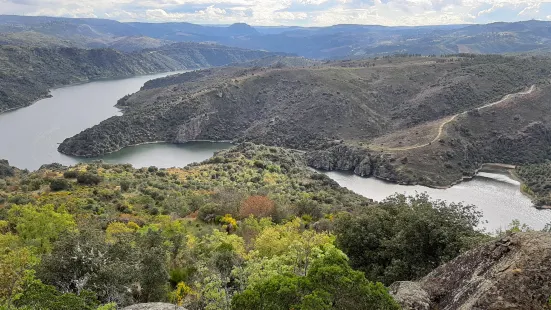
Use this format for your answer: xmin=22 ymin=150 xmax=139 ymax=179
xmin=3 ymin=15 xmax=551 ymax=58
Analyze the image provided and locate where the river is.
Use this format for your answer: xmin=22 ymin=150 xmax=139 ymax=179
xmin=0 ymin=73 xmax=549 ymax=231
xmin=323 ymin=170 xmax=551 ymax=231
xmin=0 ymin=71 xmax=231 ymax=170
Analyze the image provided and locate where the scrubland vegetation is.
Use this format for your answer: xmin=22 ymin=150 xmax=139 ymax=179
xmin=0 ymin=144 xmax=487 ymax=309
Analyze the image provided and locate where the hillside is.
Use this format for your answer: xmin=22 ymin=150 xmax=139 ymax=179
xmin=0 ymin=143 xmax=487 ymax=309
xmin=0 ymin=43 xmax=277 ymax=113
xmin=58 ymin=54 xmax=551 ymax=187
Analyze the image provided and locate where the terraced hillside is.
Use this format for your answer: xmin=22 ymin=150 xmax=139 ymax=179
xmin=58 ymin=55 xmax=551 ymax=187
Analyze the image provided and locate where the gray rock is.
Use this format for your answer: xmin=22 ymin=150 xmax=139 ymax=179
xmin=389 ymin=281 xmax=430 ymax=310
xmin=306 ymin=144 xmax=372 ymax=176
xmin=390 ymin=232 xmax=551 ymax=310
xmin=122 ymin=303 xmax=186 ymax=310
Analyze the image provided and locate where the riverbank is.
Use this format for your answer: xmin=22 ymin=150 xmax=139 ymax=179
xmin=60 ymin=140 xmax=234 ymax=158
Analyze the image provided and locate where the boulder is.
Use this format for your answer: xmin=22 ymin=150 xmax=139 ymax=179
xmin=390 ymin=232 xmax=551 ymax=310
xmin=122 ymin=303 xmax=186 ymax=310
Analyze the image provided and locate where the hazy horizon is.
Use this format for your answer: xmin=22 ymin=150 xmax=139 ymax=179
xmin=0 ymin=0 xmax=548 ymax=27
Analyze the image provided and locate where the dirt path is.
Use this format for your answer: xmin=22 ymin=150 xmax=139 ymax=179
xmin=376 ymin=85 xmax=536 ymax=151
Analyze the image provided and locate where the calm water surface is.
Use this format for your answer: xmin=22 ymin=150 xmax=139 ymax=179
xmin=0 ymin=72 xmax=548 ymax=231
xmin=0 ymin=71 xmax=231 ymax=170
xmin=323 ymin=170 xmax=551 ymax=231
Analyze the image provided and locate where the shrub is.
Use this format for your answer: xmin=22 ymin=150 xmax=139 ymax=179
xmin=50 ymin=179 xmax=71 ymax=192
xmin=77 ymin=173 xmax=102 ymax=185
xmin=63 ymin=171 xmax=78 ymax=179
xmin=120 ymin=180 xmax=131 ymax=192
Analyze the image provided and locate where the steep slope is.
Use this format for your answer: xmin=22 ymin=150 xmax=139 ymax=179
xmin=58 ymin=55 xmax=551 ymax=187
xmin=390 ymin=232 xmax=551 ymax=310
xmin=0 ymin=43 xmax=277 ymax=113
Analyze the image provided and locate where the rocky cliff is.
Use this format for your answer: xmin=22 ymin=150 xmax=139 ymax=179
xmin=390 ymin=232 xmax=551 ymax=310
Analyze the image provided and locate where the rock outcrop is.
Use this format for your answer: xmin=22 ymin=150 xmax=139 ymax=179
xmin=306 ymin=144 xmax=373 ymax=177
xmin=122 ymin=303 xmax=186 ymax=310
xmin=0 ymin=159 xmax=15 ymax=178
xmin=390 ymin=232 xmax=551 ymax=310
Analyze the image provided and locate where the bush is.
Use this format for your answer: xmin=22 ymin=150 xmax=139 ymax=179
xmin=50 ymin=179 xmax=71 ymax=191
xmin=14 ymin=281 xmax=99 ymax=310
xmin=120 ymin=180 xmax=131 ymax=192
xmin=63 ymin=170 xmax=78 ymax=179
xmin=77 ymin=173 xmax=102 ymax=185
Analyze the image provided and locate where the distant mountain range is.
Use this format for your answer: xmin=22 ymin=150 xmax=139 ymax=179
xmin=2 ymin=15 xmax=551 ymax=58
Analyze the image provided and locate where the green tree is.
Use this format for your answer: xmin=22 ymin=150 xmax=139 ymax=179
xmin=231 ymin=247 xmax=399 ymax=310
xmin=37 ymin=230 xmax=138 ymax=305
xmin=335 ymin=194 xmax=486 ymax=285
xmin=137 ymin=229 xmax=169 ymax=303
xmin=0 ymin=246 xmax=38 ymax=308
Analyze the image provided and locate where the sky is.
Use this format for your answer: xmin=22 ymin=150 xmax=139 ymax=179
xmin=0 ymin=0 xmax=550 ymax=27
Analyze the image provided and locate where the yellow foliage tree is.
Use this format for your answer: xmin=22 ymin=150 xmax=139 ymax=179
xmin=170 ymin=281 xmax=195 ymax=306
xmin=105 ymin=222 xmax=134 ymax=244
xmin=8 ymin=204 xmax=76 ymax=253
xmin=0 ymin=247 xmax=38 ymax=308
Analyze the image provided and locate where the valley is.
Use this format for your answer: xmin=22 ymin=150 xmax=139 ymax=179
xmin=1 ymin=72 xmax=538 ymax=231
xmin=3 ymin=13 xmax=551 ymax=310
xmin=57 ymin=54 xmax=551 ymax=190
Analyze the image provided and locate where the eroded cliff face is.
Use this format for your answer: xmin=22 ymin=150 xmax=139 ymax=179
xmin=306 ymin=144 xmax=373 ymax=177
xmin=390 ymin=232 xmax=551 ymax=310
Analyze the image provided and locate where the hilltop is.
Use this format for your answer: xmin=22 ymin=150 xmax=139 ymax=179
xmin=0 ymin=43 xmax=278 ymax=113
xmin=59 ymin=54 xmax=551 ymax=187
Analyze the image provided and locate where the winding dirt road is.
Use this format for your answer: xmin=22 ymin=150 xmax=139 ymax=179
xmin=377 ymin=85 xmax=536 ymax=151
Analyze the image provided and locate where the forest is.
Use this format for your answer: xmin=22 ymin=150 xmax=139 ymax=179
xmin=0 ymin=143 xmax=489 ymax=309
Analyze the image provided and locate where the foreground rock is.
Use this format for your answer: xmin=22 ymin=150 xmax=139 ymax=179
xmin=390 ymin=232 xmax=551 ymax=310
xmin=122 ymin=303 xmax=186 ymax=310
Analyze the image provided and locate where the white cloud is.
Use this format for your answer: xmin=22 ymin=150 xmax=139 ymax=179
xmin=1 ymin=0 xmax=551 ymax=26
